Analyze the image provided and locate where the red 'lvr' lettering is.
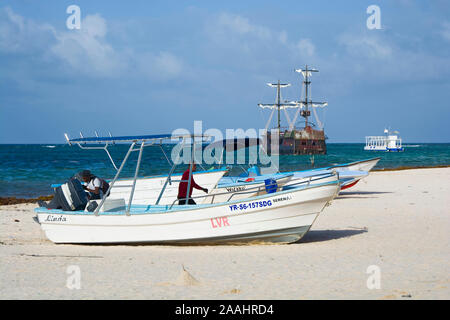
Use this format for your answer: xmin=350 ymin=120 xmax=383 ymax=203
xmin=211 ymin=217 xmax=230 ymax=228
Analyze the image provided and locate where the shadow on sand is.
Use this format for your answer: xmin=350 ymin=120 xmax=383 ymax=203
xmin=295 ymin=228 xmax=368 ymax=244
xmin=335 ymin=191 xmax=394 ymax=200
xmin=339 ymin=191 xmax=393 ymax=196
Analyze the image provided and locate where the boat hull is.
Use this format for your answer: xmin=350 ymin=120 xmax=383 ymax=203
xmin=335 ymin=170 xmax=368 ymax=190
xmin=265 ymin=127 xmax=327 ymax=155
xmin=282 ymin=169 xmax=368 ymax=192
xmin=36 ymin=182 xmax=339 ymax=245
xmin=331 ymin=157 xmax=380 ymax=172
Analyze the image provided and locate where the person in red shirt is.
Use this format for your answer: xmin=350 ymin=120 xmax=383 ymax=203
xmin=177 ymin=163 xmax=208 ymax=205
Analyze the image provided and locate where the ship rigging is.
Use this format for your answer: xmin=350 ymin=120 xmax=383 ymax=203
xmin=258 ymin=65 xmax=328 ymax=155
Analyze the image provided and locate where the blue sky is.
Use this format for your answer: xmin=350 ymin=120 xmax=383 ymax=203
xmin=0 ymin=0 xmax=449 ymax=143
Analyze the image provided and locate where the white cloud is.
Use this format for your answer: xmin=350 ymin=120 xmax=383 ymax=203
xmin=279 ymin=31 xmax=288 ymax=45
xmin=205 ymin=12 xmax=322 ymax=66
xmin=441 ymin=21 xmax=450 ymax=42
xmin=154 ymin=52 xmax=183 ymax=76
xmin=338 ymin=33 xmax=392 ymax=59
xmin=50 ymin=14 xmax=125 ymax=77
xmin=0 ymin=7 xmax=184 ymax=80
xmin=0 ymin=7 xmax=55 ymax=53
xmin=216 ymin=13 xmax=272 ymax=40
xmin=138 ymin=51 xmax=183 ymax=80
xmin=333 ymin=31 xmax=450 ymax=83
xmin=209 ymin=12 xmax=291 ymax=47
xmin=0 ymin=7 xmax=25 ymax=50
xmin=296 ymin=39 xmax=315 ymax=57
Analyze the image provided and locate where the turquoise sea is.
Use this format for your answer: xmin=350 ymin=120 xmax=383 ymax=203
xmin=0 ymin=143 xmax=449 ymax=198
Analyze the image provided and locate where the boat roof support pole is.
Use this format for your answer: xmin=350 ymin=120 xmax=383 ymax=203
xmin=159 ymin=143 xmax=172 ymax=166
xmin=155 ymin=138 xmax=183 ymax=205
xmin=76 ymin=142 xmax=119 ymax=171
xmin=277 ymin=81 xmax=281 ymax=132
xmin=126 ymin=142 xmax=144 ymax=215
xmin=185 ymin=135 xmax=195 ymax=203
xmin=209 ymin=146 xmax=222 ymax=167
xmin=93 ymin=142 xmax=136 ymax=216
xmin=219 ymin=147 xmax=225 ymax=166
xmin=103 ymin=145 xmax=119 ymax=171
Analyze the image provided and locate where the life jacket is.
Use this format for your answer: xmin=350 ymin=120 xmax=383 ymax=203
xmin=91 ymin=176 xmax=110 ymax=196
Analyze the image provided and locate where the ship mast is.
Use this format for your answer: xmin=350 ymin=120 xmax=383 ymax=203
xmin=275 ymin=80 xmax=283 ymax=132
xmin=294 ymin=65 xmax=327 ymax=129
xmin=258 ymin=81 xmax=294 ymax=132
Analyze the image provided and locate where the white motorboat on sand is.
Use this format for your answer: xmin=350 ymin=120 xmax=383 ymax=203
xmin=36 ymin=133 xmax=340 ymax=245
xmin=36 ymin=180 xmax=339 ymax=244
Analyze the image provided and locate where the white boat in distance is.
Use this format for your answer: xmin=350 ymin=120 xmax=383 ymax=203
xmin=36 ymin=133 xmax=340 ymax=244
xmin=365 ymin=129 xmax=403 ymax=152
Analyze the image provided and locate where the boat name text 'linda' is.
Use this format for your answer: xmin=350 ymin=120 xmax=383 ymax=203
xmin=45 ymin=215 xmax=67 ymax=222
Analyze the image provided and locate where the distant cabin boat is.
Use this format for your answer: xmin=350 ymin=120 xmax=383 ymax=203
xmin=364 ymin=129 xmax=404 ymax=152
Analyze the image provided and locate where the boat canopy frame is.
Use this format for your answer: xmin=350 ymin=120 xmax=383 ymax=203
xmin=65 ymin=133 xmax=209 ymax=216
xmin=64 ymin=133 xmax=281 ymax=216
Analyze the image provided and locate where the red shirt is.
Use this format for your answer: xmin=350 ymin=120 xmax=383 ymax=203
xmin=177 ymin=169 xmax=203 ymax=199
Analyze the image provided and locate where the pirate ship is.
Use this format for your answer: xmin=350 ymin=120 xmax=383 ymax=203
xmin=258 ymin=65 xmax=328 ymax=155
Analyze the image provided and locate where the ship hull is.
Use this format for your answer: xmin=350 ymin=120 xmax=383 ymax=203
xmin=265 ymin=126 xmax=327 ymax=155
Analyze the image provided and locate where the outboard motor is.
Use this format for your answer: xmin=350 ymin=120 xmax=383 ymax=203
xmin=54 ymin=178 xmax=89 ymax=211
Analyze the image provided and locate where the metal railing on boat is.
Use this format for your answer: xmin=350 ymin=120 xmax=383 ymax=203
xmin=167 ymin=171 xmax=337 ymax=209
xmin=65 ymin=132 xmax=210 ymax=216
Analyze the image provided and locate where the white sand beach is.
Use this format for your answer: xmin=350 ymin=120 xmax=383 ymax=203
xmin=0 ymin=168 xmax=449 ymax=299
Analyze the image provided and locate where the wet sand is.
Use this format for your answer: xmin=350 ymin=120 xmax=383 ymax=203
xmin=0 ymin=168 xmax=449 ymax=299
